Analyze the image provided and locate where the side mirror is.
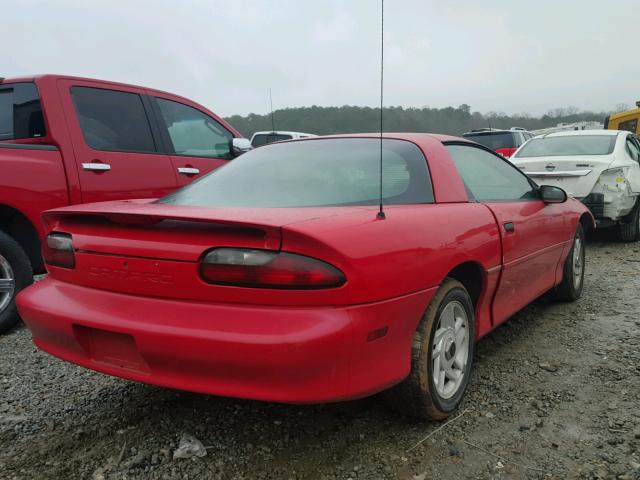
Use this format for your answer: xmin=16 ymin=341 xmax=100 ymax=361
xmin=231 ymin=138 xmax=252 ymax=157
xmin=539 ymin=185 xmax=567 ymax=204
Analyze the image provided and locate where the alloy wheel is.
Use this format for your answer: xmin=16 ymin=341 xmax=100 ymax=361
xmin=572 ymin=236 xmax=583 ymax=290
xmin=0 ymin=255 xmax=15 ymax=314
xmin=431 ymin=300 xmax=470 ymax=399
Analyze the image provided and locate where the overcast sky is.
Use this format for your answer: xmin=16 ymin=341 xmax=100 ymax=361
xmin=4 ymin=0 xmax=637 ymax=117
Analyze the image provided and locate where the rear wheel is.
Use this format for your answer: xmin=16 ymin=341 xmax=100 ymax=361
xmin=618 ymin=197 xmax=640 ymax=242
xmin=554 ymin=224 xmax=585 ymax=302
xmin=0 ymin=231 xmax=33 ymax=334
xmin=386 ymin=278 xmax=475 ymax=419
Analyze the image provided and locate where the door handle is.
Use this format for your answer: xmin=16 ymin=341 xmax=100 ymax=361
xmin=178 ymin=167 xmax=200 ymax=175
xmin=82 ymin=162 xmax=111 ymax=172
xmin=503 ymin=222 xmax=515 ymax=233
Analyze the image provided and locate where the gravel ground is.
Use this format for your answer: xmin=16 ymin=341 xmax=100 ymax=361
xmin=1 ymin=230 xmax=639 ymax=480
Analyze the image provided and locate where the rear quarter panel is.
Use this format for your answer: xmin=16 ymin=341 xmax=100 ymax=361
xmin=282 ymin=202 xmax=502 ymax=341
xmin=0 ymin=147 xmax=69 ymax=238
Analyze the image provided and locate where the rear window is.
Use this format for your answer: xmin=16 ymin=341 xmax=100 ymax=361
xmin=514 ymin=135 xmax=616 ymax=158
xmin=462 ymin=132 xmax=515 ymax=149
xmin=0 ymin=82 xmax=46 ymax=140
xmin=71 ymin=86 xmax=157 ymax=153
xmin=251 ymin=133 xmax=293 ymax=147
xmin=160 ymin=138 xmax=433 ymax=207
xmin=618 ymin=118 xmax=638 ymax=134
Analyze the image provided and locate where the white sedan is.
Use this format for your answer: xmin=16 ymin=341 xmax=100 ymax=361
xmin=512 ymin=130 xmax=640 ymax=241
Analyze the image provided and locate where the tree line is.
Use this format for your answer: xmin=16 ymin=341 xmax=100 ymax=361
xmin=225 ymin=104 xmax=608 ymax=138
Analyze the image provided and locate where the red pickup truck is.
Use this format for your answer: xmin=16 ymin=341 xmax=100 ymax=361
xmin=0 ymin=74 xmax=250 ymax=333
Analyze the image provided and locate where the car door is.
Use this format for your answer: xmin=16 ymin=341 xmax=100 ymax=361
xmin=58 ymin=79 xmax=178 ymax=203
xmin=148 ymin=94 xmax=235 ymax=187
xmin=445 ymin=143 xmax=568 ymax=324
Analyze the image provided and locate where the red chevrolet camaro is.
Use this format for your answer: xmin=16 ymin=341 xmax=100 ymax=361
xmin=17 ymin=134 xmax=593 ymax=419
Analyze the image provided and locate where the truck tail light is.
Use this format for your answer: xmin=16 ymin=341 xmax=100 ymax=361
xmin=43 ymin=233 xmax=75 ymax=269
xmin=496 ymin=147 xmax=517 ymax=159
xmin=199 ymin=248 xmax=345 ymax=289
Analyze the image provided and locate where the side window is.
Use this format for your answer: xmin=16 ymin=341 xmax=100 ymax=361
xmin=0 ymin=82 xmax=46 ymax=140
xmin=445 ymin=144 xmax=538 ymax=201
xmin=71 ymin=87 xmax=156 ymax=153
xmin=619 ymin=118 xmax=638 ymax=134
xmin=155 ymin=98 xmax=233 ymax=159
xmin=626 ymin=136 xmax=640 ymax=162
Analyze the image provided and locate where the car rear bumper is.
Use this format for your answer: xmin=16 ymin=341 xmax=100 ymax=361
xmin=17 ymin=278 xmax=434 ymax=403
xmin=580 ymin=193 xmax=605 ymax=220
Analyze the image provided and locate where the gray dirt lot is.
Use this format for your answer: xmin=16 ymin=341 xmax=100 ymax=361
xmin=0 ymin=230 xmax=639 ymax=480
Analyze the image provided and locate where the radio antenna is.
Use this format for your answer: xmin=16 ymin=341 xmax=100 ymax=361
xmin=377 ymin=0 xmax=385 ymax=220
xmin=269 ymin=88 xmax=276 ymax=133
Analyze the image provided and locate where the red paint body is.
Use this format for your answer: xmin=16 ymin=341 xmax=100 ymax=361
xmin=0 ymin=75 xmax=242 ymax=255
xmin=17 ymin=134 xmax=593 ymax=404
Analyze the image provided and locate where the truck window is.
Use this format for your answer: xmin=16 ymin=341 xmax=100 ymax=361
xmin=0 ymin=82 xmax=46 ymax=140
xmin=70 ymin=87 xmax=157 ymax=153
xmin=619 ymin=119 xmax=638 ymax=134
xmin=155 ymin=98 xmax=233 ymax=159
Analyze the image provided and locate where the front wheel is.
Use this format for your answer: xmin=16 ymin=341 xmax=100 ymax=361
xmin=0 ymin=231 xmax=33 ymax=334
xmin=554 ymin=224 xmax=585 ymax=302
xmin=386 ymin=278 xmax=475 ymax=419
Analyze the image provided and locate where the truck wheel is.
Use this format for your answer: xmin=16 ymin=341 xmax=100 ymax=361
xmin=386 ymin=278 xmax=475 ymax=419
xmin=554 ymin=224 xmax=585 ymax=302
xmin=0 ymin=231 xmax=33 ymax=334
xmin=618 ymin=198 xmax=640 ymax=242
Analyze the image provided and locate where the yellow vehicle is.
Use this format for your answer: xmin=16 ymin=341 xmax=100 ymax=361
xmin=605 ymin=101 xmax=640 ymax=134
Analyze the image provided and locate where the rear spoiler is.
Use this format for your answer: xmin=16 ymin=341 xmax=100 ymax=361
xmin=42 ymin=201 xmax=283 ymax=251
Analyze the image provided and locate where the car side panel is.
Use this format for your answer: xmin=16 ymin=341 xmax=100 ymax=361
xmin=0 ymin=147 xmax=69 ymax=238
xmin=282 ymin=203 xmax=503 ymax=337
xmin=485 ymin=199 xmax=574 ymax=324
xmin=35 ymin=76 xmax=83 ymax=204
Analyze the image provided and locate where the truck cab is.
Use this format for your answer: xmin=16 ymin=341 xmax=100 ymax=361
xmin=0 ymin=75 xmax=250 ymax=332
xmin=605 ymin=101 xmax=640 ymax=135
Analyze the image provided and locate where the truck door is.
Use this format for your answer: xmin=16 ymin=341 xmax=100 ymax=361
xmin=444 ymin=143 xmax=568 ymax=325
xmin=57 ymin=79 xmax=178 ymax=203
xmin=147 ymin=94 xmax=235 ymax=187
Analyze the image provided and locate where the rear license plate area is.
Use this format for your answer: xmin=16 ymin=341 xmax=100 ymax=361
xmin=74 ymin=325 xmax=149 ymax=374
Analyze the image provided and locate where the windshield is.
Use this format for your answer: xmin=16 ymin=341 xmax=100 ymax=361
xmin=515 ymin=135 xmax=616 ymax=157
xmin=251 ymin=133 xmax=293 ymax=147
xmin=462 ymin=132 xmax=515 ymax=149
xmin=160 ymin=138 xmax=433 ymax=207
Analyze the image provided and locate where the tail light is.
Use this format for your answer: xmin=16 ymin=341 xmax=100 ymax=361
xmin=199 ymin=248 xmax=346 ymax=289
xmin=43 ymin=233 xmax=75 ymax=269
xmin=496 ymin=147 xmax=517 ymax=158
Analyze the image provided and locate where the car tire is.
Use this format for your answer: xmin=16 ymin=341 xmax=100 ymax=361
xmin=554 ymin=224 xmax=585 ymax=302
xmin=618 ymin=197 xmax=640 ymax=242
xmin=386 ymin=278 xmax=475 ymax=420
xmin=0 ymin=231 xmax=33 ymax=334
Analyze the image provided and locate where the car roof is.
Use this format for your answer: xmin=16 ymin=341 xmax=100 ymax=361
xmin=538 ymin=130 xmax=619 ymax=138
xmin=297 ymin=132 xmax=466 ymax=144
xmin=0 ymin=74 xmax=193 ymax=102
xmin=252 ymin=131 xmax=314 ymax=136
xmin=462 ymin=129 xmax=513 ymax=135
